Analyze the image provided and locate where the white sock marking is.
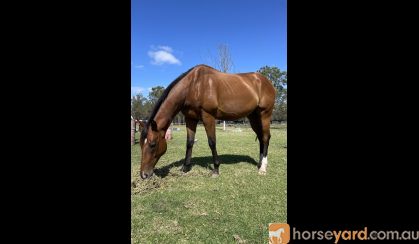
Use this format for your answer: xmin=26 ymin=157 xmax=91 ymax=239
xmin=259 ymin=156 xmax=268 ymax=172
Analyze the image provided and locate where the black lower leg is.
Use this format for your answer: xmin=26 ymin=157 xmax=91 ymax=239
xmin=258 ymin=140 xmax=264 ymax=169
xmin=182 ymin=118 xmax=197 ymax=173
xmin=248 ymin=112 xmax=264 ymax=169
xmin=259 ymin=134 xmax=270 ymax=169
xmin=182 ymin=139 xmax=194 ymax=172
xmin=212 ymin=156 xmax=220 ymax=175
xmin=208 ymin=137 xmax=220 ymax=175
xmin=262 ymin=134 xmax=271 ymax=157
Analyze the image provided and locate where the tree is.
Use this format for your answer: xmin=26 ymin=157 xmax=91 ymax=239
xmin=257 ymin=66 xmax=287 ymax=122
xmin=216 ymin=44 xmax=233 ymax=73
xmin=142 ymin=100 xmax=154 ymax=120
xmin=148 ymin=86 xmax=165 ymax=105
xmin=131 ymin=86 xmax=165 ymax=121
xmin=257 ymin=66 xmax=287 ymax=101
xmin=213 ymin=43 xmax=234 ymax=129
xmin=131 ymin=94 xmax=147 ymax=120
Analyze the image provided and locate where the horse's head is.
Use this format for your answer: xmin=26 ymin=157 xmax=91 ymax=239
xmin=138 ymin=120 xmax=167 ymax=179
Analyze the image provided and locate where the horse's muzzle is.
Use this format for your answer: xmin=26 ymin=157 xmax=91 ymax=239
xmin=140 ymin=171 xmax=153 ymax=179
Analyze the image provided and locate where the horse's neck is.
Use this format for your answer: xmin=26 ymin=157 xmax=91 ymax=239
xmin=154 ymin=88 xmax=186 ymax=131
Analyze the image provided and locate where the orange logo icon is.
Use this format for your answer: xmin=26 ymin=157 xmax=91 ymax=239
xmin=269 ymin=223 xmax=290 ymax=244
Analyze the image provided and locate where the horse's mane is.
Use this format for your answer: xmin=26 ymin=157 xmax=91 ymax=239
xmin=141 ymin=65 xmax=198 ymax=139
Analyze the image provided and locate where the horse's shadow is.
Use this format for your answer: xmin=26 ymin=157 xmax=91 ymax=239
xmin=154 ymin=154 xmax=258 ymax=178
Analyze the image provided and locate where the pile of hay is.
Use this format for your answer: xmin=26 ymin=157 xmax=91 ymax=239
xmin=131 ymin=176 xmax=165 ymax=195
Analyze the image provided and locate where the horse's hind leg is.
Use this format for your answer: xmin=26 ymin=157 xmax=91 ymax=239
xmin=258 ymin=109 xmax=273 ymax=175
xmin=182 ymin=118 xmax=198 ymax=173
xmin=201 ymin=111 xmax=220 ymax=176
xmin=247 ymin=110 xmax=263 ymax=166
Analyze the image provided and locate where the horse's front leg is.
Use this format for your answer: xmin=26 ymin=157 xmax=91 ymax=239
xmin=202 ymin=112 xmax=220 ymax=176
xmin=182 ymin=118 xmax=198 ymax=173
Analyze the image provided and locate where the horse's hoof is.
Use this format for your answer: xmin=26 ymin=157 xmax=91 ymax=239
xmin=181 ymin=165 xmax=191 ymax=173
xmin=211 ymin=168 xmax=219 ymax=177
xmin=258 ymin=170 xmax=266 ymax=175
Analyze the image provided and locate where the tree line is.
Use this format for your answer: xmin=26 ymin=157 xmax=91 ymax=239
xmin=131 ymin=86 xmax=187 ymax=124
xmin=131 ymin=65 xmax=287 ymax=123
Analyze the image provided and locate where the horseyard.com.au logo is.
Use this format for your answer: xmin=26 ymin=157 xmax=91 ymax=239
xmin=269 ymin=223 xmax=290 ymax=244
xmin=268 ymin=224 xmax=419 ymax=243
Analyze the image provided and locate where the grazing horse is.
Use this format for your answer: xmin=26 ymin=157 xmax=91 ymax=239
xmin=138 ymin=64 xmax=275 ymax=179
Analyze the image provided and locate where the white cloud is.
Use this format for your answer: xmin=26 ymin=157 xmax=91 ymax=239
xmin=158 ymin=45 xmax=173 ymax=52
xmin=131 ymin=86 xmax=145 ymax=96
xmin=148 ymin=45 xmax=181 ymax=65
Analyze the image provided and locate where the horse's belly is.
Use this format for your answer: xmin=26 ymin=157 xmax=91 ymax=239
xmin=198 ymin=79 xmax=260 ymax=120
xmin=215 ymin=98 xmax=258 ymax=120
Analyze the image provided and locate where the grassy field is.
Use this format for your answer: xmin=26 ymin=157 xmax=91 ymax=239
xmin=131 ymin=124 xmax=287 ymax=243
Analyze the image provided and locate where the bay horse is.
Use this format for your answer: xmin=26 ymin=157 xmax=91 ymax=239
xmin=138 ymin=64 xmax=275 ymax=179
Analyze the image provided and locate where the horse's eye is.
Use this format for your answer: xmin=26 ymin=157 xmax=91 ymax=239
xmin=149 ymin=141 xmax=156 ymax=148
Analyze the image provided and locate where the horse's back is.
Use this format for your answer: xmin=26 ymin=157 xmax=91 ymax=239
xmin=210 ymin=70 xmax=275 ymax=111
xmin=186 ymin=65 xmax=275 ymax=119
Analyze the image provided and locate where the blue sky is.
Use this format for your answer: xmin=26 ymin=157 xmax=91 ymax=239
xmin=131 ymin=0 xmax=287 ymax=97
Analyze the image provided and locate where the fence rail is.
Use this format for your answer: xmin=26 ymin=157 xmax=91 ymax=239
xmin=132 ymin=119 xmax=286 ymax=145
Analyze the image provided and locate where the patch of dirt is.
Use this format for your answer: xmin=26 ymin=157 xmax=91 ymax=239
xmin=233 ymin=234 xmax=247 ymax=243
xmin=152 ymin=217 xmax=182 ymax=235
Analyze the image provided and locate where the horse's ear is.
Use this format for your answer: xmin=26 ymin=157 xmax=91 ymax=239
xmin=138 ymin=120 xmax=145 ymax=128
xmin=150 ymin=120 xmax=158 ymax=131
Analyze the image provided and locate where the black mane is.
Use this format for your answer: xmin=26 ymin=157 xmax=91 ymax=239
xmin=140 ymin=65 xmax=197 ymax=140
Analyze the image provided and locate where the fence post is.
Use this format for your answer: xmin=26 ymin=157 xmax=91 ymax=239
xmin=131 ymin=119 xmax=136 ymax=146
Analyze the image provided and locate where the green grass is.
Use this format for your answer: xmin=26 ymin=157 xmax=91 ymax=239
xmin=131 ymin=125 xmax=287 ymax=243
